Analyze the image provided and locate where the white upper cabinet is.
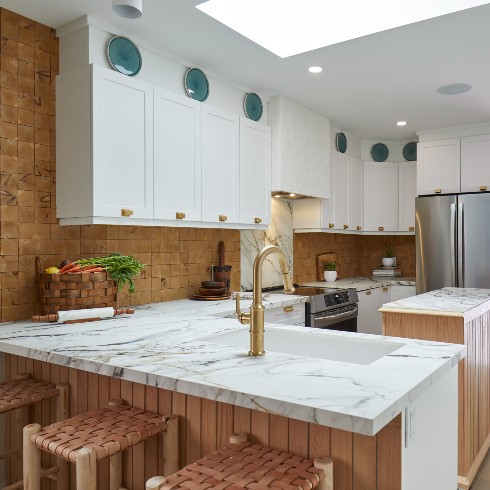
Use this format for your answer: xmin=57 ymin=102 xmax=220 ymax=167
xmin=336 ymin=153 xmax=350 ymax=230
xmin=154 ymin=88 xmax=201 ymax=221
xmin=363 ymin=161 xmax=399 ymax=232
xmin=417 ymin=138 xmax=461 ymax=195
xmin=348 ymin=157 xmax=363 ymax=231
xmin=398 ymin=162 xmax=417 ymax=232
xmin=201 ymin=105 xmax=240 ymax=224
xmin=461 ymin=134 xmax=490 ymax=193
xmin=239 ymin=118 xmax=271 ymax=225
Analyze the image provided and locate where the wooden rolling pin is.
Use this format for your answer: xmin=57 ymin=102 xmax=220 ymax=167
xmin=32 ymin=307 xmax=135 ymax=324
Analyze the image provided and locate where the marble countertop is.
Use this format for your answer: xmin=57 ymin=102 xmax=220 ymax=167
xmin=380 ymin=287 xmax=490 ymax=322
xmin=0 ymin=294 xmax=465 ymax=436
xmin=301 ymin=276 xmax=416 ymax=291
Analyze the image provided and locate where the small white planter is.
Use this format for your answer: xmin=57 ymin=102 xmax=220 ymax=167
xmin=324 ymin=271 xmax=337 ymax=282
xmin=382 ymin=257 xmax=395 ymax=267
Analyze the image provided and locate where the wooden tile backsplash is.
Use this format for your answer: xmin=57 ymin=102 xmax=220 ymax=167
xmin=0 ymin=9 xmax=240 ymax=322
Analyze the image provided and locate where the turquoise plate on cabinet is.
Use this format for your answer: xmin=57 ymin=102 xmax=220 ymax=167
xmin=184 ymin=68 xmax=209 ymax=101
xmin=107 ymin=36 xmax=142 ymax=77
xmin=336 ymin=132 xmax=347 ymax=153
xmin=244 ymin=93 xmax=263 ymax=121
xmin=403 ymin=142 xmax=417 ymax=161
xmin=371 ymin=143 xmax=389 ymax=162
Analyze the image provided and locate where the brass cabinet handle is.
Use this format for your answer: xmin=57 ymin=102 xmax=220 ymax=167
xmin=283 ymin=305 xmax=294 ymax=313
xmin=378 ymin=226 xmax=384 ymax=231
xmin=435 ymin=188 xmax=442 ymax=194
xmin=480 ymin=185 xmax=487 ymax=191
xmin=328 ymin=223 xmax=335 ymax=229
xmin=254 ymin=217 xmax=262 ymax=224
xmin=219 ymin=215 xmax=228 ymax=222
xmin=409 ymin=226 xmax=415 ymax=231
xmin=383 ymin=287 xmax=389 ymax=292
xmin=366 ymin=291 xmax=372 ymax=295
xmin=343 ymin=224 xmax=349 ymax=229
xmin=176 ymin=212 xmax=186 ymax=220
xmin=357 ymin=226 xmax=362 ymax=231
xmin=121 ymin=208 xmax=133 ymax=217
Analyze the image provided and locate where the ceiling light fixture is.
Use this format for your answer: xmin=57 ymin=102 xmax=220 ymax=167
xmin=274 ymin=194 xmax=281 ymax=198
xmin=309 ymin=66 xmax=323 ymax=74
xmin=396 ymin=121 xmax=407 ymax=126
xmin=112 ymin=0 xmax=142 ymax=19
xmin=436 ymin=83 xmax=472 ymax=95
xmin=197 ymin=0 xmax=487 ymax=58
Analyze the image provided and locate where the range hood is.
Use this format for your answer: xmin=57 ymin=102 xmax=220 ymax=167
xmin=269 ymin=96 xmax=331 ymax=200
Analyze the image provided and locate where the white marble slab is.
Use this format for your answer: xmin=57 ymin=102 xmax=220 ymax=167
xmin=302 ymin=276 xmax=416 ymax=291
xmin=380 ymin=287 xmax=490 ymax=321
xmin=0 ymin=295 xmax=465 ymax=437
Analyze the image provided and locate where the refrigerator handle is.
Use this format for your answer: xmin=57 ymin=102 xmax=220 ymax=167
xmin=450 ymin=203 xmax=456 ymax=287
xmin=458 ymin=202 xmax=464 ymax=287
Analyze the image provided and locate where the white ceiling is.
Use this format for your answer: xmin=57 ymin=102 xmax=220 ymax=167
xmin=3 ymin=0 xmax=490 ymax=140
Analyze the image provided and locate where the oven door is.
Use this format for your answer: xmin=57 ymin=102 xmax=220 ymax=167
xmin=308 ymin=304 xmax=358 ymax=332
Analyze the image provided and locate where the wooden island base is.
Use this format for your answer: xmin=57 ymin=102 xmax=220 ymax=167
xmin=3 ymin=354 xmax=402 ymax=490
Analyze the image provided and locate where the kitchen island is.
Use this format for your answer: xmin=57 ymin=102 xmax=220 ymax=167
xmin=381 ymin=287 xmax=490 ymax=489
xmin=0 ymin=294 xmax=464 ymax=490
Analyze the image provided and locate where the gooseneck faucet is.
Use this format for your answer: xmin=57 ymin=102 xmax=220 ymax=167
xmin=235 ymin=245 xmax=295 ymax=356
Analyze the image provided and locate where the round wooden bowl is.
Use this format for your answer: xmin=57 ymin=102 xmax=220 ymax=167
xmin=198 ymin=287 xmax=227 ymax=296
xmin=201 ymin=281 xmax=226 ymax=289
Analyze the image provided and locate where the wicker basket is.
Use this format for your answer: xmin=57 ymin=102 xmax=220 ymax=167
xmin=35 ymin=257 xmax=118 ymax=315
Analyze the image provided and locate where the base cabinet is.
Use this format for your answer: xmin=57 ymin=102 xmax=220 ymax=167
xmin=264 ymin=303 xmax=305 ymax=325
xmin=357 ymin=287 xmax=390 ymax=335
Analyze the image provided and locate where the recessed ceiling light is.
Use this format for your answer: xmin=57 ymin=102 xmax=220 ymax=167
xmin=309 ymin=66 xmax=323 ymax=74
xmin=436 ymin=83 xmax=472 ymax=95
xmin=396 ymin=121 xmax=407 ymax=126
xmin=196 ymin=0 xmax=487 ymax=58
xmin=112 ymin=0 xmax=142 ymax=19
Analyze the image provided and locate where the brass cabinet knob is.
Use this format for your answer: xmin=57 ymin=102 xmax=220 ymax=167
xmin=409 ymin=226 xmax=415 ymax=231
xmin=283 ymin=305 xmax=294 ymax=313
xmin=219 ymin=215 xmax=228 ymax=222
xmin=357 ymin=226 xmax=362 ymax=231
xmin=254 ymin=217 xmax=262 ymax=224
xmin=480 ymin=185 xmax=487 ymax=191
xmin=176 ymin=212 xmax=186 ymax=220
xmin=121 ymin=208 xmax=134 ymax=217
xmin=343 ymin=224 xmax=349 ymax=229
xmin=383 ymin=287 xmax=389 ymax=292
xmin=328 ymin=223 xmax=335 ymax=229
xmin=366 ymin=291 xmax=372 ymax=296
xmin=378 ymin=226 xmax=384 ymax=231
xmin=435 ymin=188 xmax=442 ymax=194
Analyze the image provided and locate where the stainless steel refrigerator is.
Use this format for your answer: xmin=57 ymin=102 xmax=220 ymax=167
xmin=416 ymin=193 xmax=490 ymax=293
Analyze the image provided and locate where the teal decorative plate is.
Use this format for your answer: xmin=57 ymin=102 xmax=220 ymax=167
xmin=107 ymin=36 xmax=142 ymax=77
xmin=403 ymin=142 xmax=417 ymax=161
xmin=184 ymin=68 xmax=209 ymax=102
xmin=244 ymin=93 xmax=263 ymax=121
xmin=336 ymin=132 xmax=347 ymax=153
xmin=371 ymin=143 xmax=389 ymax=162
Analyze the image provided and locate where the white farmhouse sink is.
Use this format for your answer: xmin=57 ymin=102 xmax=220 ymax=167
xmin=205 ymin=328 xmax=405 ymax=365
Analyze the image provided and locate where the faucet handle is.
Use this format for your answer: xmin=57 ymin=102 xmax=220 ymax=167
xmin=235 ymin=292 xmax=250 ymax=325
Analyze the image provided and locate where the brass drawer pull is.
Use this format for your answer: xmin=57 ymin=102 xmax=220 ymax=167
xmin=219 ymin=215 xmax=228 ymax=222
xmin=176 ymin=212 xmax=186 ymax=220
xmin=378 ymin=226 xmax=384 ymax=231
xmin=409 ymin=226 xmax=415 ymax=231
xmin=121 ymin=208 xmax=133 ymax=217
xmin=343 ymin=224 xmax=349 ymax=230
xmin=366 ymin=291 xmax=372 ymax=295
xmin=357 ymin=226 xmax=362 ymax=231
xmin=383 ymin=287 xmax=389 ymax=292
xmin=480 ymin=185 xmax=487 ymax=191
xmin=435 ymin=188 xmax=442 ymax=194
xmin=283 ymin=305 xmax=294 ymax=313
xmin=328 ymin=223 xmax=334 ymax=229
xmin=254 ymin=217 xmax=262 ymax=224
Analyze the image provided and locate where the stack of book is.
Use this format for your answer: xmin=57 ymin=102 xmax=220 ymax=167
xmin=373 ymin=266 xmax=401 ymax=277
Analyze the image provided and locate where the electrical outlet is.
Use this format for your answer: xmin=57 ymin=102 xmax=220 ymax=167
xmin=405 ymin=403 xmax=416 ymax=447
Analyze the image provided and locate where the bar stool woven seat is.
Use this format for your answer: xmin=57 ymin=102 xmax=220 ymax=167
xmin=0 ymin=377 xmax=60 ymax=413
xmin=146 ymin=433 xmax=333 ymax=490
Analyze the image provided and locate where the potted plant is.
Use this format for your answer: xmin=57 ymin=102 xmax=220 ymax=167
xmin=382 ymin=243 xmax=395 ymax=267
xmin=324 ymin=261 xmax=337 ymax=282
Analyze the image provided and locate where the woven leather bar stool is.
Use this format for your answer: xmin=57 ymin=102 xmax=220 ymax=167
xmin=146 ymin=432 xmax=333 ymax=490
xmin=23 ymin=399 xmax=179 ymax=490
xmin=0 ymin=373 xmax=69 ymax=490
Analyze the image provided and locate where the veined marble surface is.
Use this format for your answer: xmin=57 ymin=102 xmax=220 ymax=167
xmin=240 ymin=199 xmax=293 ymax=291
xmin=380 ymin=287 xmax=490 ymax=321
xmin=302 ymin=276 xmax=416 ymax=291
xmin=0 ymin=295 xmax=464 ymax=436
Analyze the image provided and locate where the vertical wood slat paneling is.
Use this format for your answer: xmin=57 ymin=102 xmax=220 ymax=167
xmin=4 ymin=355 xmax=402 ymax=490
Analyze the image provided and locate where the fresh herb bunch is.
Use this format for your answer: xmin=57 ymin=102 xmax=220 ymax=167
xmin=324 ymin=261 xmax=336 ymax=271
xmin=384 ymin=243 xmax=393 ymax=258
xmin=76 ymin=253 xmax=145 ymax=293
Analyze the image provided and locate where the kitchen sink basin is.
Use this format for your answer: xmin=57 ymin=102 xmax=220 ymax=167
xmin=204 ymin=328 xmax=405 ymax=365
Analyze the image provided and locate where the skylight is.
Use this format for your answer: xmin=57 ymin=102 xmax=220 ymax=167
xmin=196 ymin=0 xmax=488 ymax=58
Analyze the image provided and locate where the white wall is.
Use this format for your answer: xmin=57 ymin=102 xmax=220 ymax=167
xmin=330 ymin=127 xmax=361 ymax=159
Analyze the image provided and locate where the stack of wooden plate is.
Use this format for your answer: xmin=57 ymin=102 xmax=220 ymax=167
xmin=190 ymin=281 xmax=231 ymax=301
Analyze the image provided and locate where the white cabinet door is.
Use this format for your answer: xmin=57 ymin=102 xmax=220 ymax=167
xmin=154 ymin=87 xmax=201 ymax=221
xmin=348 ymin=157 xmax=363 ymax=231
xmin=363 ymin=162 xmax=399 ymax=232
xmin=357 ymin=287 xmax=389 ymax=335
xmin=417 ymin=139 xmax=460 ymax=195
xmin=461 ymin=134 xmax=490 ymax=193
xmin=399 ymin=162 xmax=417 ymax=232
xmin=239 ymin=118 xmax=271 ymax=225
xmin=201 ymin=105 xmax=240 ymax=223
xmin=390 ymin=285 xmax=416 ymax=301
xmin=264 ymin=303 xmax=305 ymax=325
xmin=336 ymin=153 xmax=350 ymax=231
xmin=92 ymin=65 xmax=153 ymax=219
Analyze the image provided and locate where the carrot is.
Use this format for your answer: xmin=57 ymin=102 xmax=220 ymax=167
xmin=66 ymin=266 xmax=82 ymax=274
xmin=59 ymin=262 xmax=76 ymax=273
xmin=81 ymin=267 xmax=104 ymax=273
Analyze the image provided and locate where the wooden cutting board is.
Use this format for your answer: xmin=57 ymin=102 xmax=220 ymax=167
xmin=316 ymin=252 xmax=339 ymax=281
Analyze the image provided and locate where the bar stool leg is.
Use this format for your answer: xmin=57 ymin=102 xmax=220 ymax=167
xmin=23 ymin=423 xmax=41 ymax=490
xmin=109 ymin=452 xmax=122 ymax=490
xmin=146 ymin=476 xmax=167 ymax=489
xmin=314 ymin=456 xmax=334 ymax=490
xmin=76 ymin=447 xmax=97 ymax=490
xmin=162 ymin=414 xmax=179 ymax=475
